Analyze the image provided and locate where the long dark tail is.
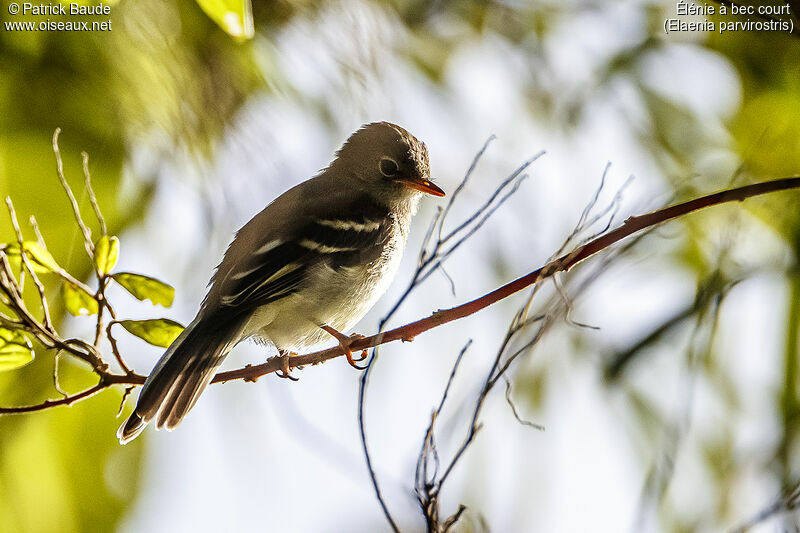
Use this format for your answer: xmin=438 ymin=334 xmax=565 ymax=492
xmin=117 ymin=316 xmax=244 ymax=444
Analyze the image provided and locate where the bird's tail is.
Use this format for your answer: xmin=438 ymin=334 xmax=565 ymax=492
xmin=117 ymin=316 xmax=244 ymax=444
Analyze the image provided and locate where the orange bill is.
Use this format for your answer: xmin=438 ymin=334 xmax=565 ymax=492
xmin=401 ymin=178 xmax=446 ymax=197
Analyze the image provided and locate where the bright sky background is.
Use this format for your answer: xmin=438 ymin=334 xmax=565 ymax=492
xmin=84 ymin=1 xmax=790 ymax=531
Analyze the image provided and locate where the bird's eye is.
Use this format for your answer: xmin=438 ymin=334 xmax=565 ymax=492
xmin=379 ymin=156 xmax=399 ymax=178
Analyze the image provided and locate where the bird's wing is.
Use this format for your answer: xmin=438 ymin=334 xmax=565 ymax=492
xmin=205 ymin=187 xmax=392 ymax=316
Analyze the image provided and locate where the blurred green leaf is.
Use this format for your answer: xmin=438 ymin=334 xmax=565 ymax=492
xmin=61 ymin=282 xmax=98 ymax=317
xmin=4 ymin=241 xmax=61 ymax=274
xmin=195 ymin=0 xmax=254 ymax=41
xmin=0 ymin=328 xmax=34 ymax=372
xmin=93 ymin=236 xmax=119 ymax=277
xmin=119 ymin=319 xmax=184 ymax=348
xmin=734 ymin=90 xmax=800 ymax=178
xmin=112 ymin=272 xmax=175 ymax=307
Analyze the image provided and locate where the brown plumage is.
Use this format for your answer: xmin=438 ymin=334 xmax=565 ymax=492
xmin=118 ymin=122 xmax=444 ymax=444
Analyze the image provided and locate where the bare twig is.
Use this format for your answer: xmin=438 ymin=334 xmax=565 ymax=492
xmin=106 ymin=320 xmax=132 ymax=374
xmin=438 ymin=316 xmax=551 ymax=489
xmin=416 ymin=341 xmax=472 ymax=531
xmin=442 ymin=505 xmax=467 ymax=532
xmin=81 ymin=151 xmax=107 ymax=236
xmin=53 ymin=352 xmax=68 ymax=398
xmin=412 ymin=169 xmax=717 ymax=529
xmin=437 ymin=135 xmax=497 ymax=244
xmin=93 ymin=280 xmax=107 ymax=347
xmin=0 ymin=382 xmax=106 ymax=414
xmin=52 ymin=128 xmax=94 ymax=258
xmin=117 ymin=386 xmax=134 ymax=417
xmin=0 ymin=251 xmax=108 ymax=373
xmin=357 ymin=140 xmax=540 ymax=531
xmin=503 ymin=376 xmax=545 ymax=431
xmin=29 ymin=216 xmax=47 ymax=249
xmin=0 ymin=254 xmax=54 ymax=348
xmin=356 ymin=355 xmax=400 ymax=531
xmin=48 ymin=262 xmax=96 ymax=297
xmin=435 ymin=137 xmax=495 ymax=245
xmin=5 ymin=198 xmax=54 ymax=331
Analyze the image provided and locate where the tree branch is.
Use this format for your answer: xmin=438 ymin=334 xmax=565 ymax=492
xmin=0 ymin=382 xmax=106 ymax=414
xmin=211 ymin=176 xmax=800 ymax=383
xmin=2 ymin=176 xmax=799 ymax=443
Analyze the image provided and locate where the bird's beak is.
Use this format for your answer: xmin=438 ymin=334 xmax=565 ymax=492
xmin=400 ymin=178 xmax=446 ymax=197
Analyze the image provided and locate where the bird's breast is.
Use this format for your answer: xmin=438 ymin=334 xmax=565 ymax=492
xmin=248 ymin=219 xmax=407 ymax=350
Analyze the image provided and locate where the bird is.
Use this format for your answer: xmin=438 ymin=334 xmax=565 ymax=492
xmin=117 ymin=122 xmax=445 ymax=444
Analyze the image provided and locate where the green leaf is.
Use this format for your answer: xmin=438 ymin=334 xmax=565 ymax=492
xmin=3 ymin=241 xmax=61 ymax=273
xmin=0 ymin=327 xmax=34 ymax=371
xmin=94 ymin=235 xmax=119 ymax=276
xmin=61 ymin=282 xmax=99 ymax=316
xmin=112 ymin=272 xmax=175 ymax=307
xmin=195 ymin=0 xmax=254 ymax=41
xmin=119 ymin=319 xmax=184 ymax=348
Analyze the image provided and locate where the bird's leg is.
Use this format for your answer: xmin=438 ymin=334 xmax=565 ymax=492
xmin=320 ymin=325 xmax=368 ymax=370
xmin=271 ymin=349 xmax=299 ymax=381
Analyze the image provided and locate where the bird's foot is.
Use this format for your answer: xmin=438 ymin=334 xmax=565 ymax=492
xmin=320 ymin=325 xmax=368 ymax=370
xmin=271 ymin=351 xmax=299 ymax=381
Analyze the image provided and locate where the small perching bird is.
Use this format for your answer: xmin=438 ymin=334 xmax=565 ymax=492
xmin=118 ymin=122 xmax=445 ymax=444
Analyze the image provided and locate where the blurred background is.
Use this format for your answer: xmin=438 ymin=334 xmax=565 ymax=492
xmin=1 ymin=0 xmax=800 ymax=531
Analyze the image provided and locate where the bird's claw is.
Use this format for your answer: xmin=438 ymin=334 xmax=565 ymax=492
xmin=320 ymin=326 xmax=369 ymax=370
xmin=272 ymin=352 xmax=299 ymax=381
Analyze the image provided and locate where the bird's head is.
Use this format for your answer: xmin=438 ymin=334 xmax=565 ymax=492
xmin=330 ymin=122 xmax=445 ymax=205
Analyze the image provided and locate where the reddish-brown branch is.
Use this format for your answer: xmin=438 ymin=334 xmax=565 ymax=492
xmin=0 ymin=382 xmax=106 ymax=414
xmin=212 ymin=176 xmax=800 ymax=382
xmin=2 ymin=176 xmax=799 ymax=411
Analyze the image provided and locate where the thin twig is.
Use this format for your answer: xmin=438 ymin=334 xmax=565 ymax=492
xmin=0 ymin=382 xmax=106 ymax=414
xmin=437 ymin=135 xmax=496 ymax=244
xmin=357 ymin=140 xmax=536 ymax=531
xmin=503 ymin=376 xmax=545 ymax=431
xmin=93 ymin=282 xmax=107 ymax=347
xmin=52 ymin=128 xmax=94 ymax=258
xmin=438 ymin=317 xmax=550 ymax=489
xmin=29 ymin=216 xmax=47 ymax=249
xmin=419 ymin=207 xmax=442 ymax=266
xmin=106 ymin=320 xmax=132 ymax=374
xmin=421 ymin=172 xmax=529 ymax=285
xmin=416 ymin=170 xmax=679 ymax=528
xmin=5 ymin=198 xmax=54 ymax=331
xmin=0 ymin=252 xmax=107 ymax=372
xmin=415 ymin=341 xmax=472 ymax=531
xmin=53 ymin=352 xmax=68 ymax=398
xmin=439 ymin=153 xmax=541 ymax=248
xmin=356 ymin=348 xmax=400 ymax=532
xmin=81 ymin=151 xmax=107 ymax=236
xmin=117 ymin=386 xmax=134 ymax=417
xmin=50 ymin=264 xmax=96 ymax=297
xmin=442 ymin=505 xmax=467 ymax=532
xmin=419 ymin=341 xmax=472 ymax=486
